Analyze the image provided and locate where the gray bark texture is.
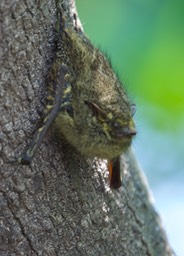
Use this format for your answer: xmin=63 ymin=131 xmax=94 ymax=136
xmin=0 ymin=0 xmax=174 ymax=255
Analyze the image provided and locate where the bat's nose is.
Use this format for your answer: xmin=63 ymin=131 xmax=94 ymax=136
xmin=123 ymin=126 xmax=136 ymax=137
xmin=114 ymin=126 xmax=136 ymax=139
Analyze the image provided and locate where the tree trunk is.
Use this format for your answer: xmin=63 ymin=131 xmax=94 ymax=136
xmin=0 ymin=0 xmax=174 ymax=255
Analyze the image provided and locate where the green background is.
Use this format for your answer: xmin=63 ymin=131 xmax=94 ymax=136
xmin=76 ymin=0 xmax=184 ymax=130
xmin=76 ymin=1 xmax=184 ymax=255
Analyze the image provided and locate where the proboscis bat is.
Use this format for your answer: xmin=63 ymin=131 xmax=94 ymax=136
xmin=19 ymin=11 xmax=136 ymax=189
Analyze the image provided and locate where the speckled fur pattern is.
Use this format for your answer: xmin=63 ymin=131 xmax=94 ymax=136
xmin=54 ymin=26 xmax=136 ymax=159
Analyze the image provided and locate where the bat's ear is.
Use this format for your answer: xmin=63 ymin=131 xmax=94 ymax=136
xmin=131 ymin=103 xmax=136 ymax=117
xmin=108 ymin=157 xmax=122 ymax=189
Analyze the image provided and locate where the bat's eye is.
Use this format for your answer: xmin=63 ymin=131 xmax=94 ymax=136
xmin=112 ymin=122 xmax=121 ymax=128
xmin=131 ymin=103 xmax=136 ymax=117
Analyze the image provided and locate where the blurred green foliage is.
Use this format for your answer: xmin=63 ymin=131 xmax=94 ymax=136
xmin=76 ymin=0 xmax=184 ymax=131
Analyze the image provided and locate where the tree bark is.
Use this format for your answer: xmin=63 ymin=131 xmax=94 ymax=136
xmin=0 ymin=0 xmax=174 ymax=255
